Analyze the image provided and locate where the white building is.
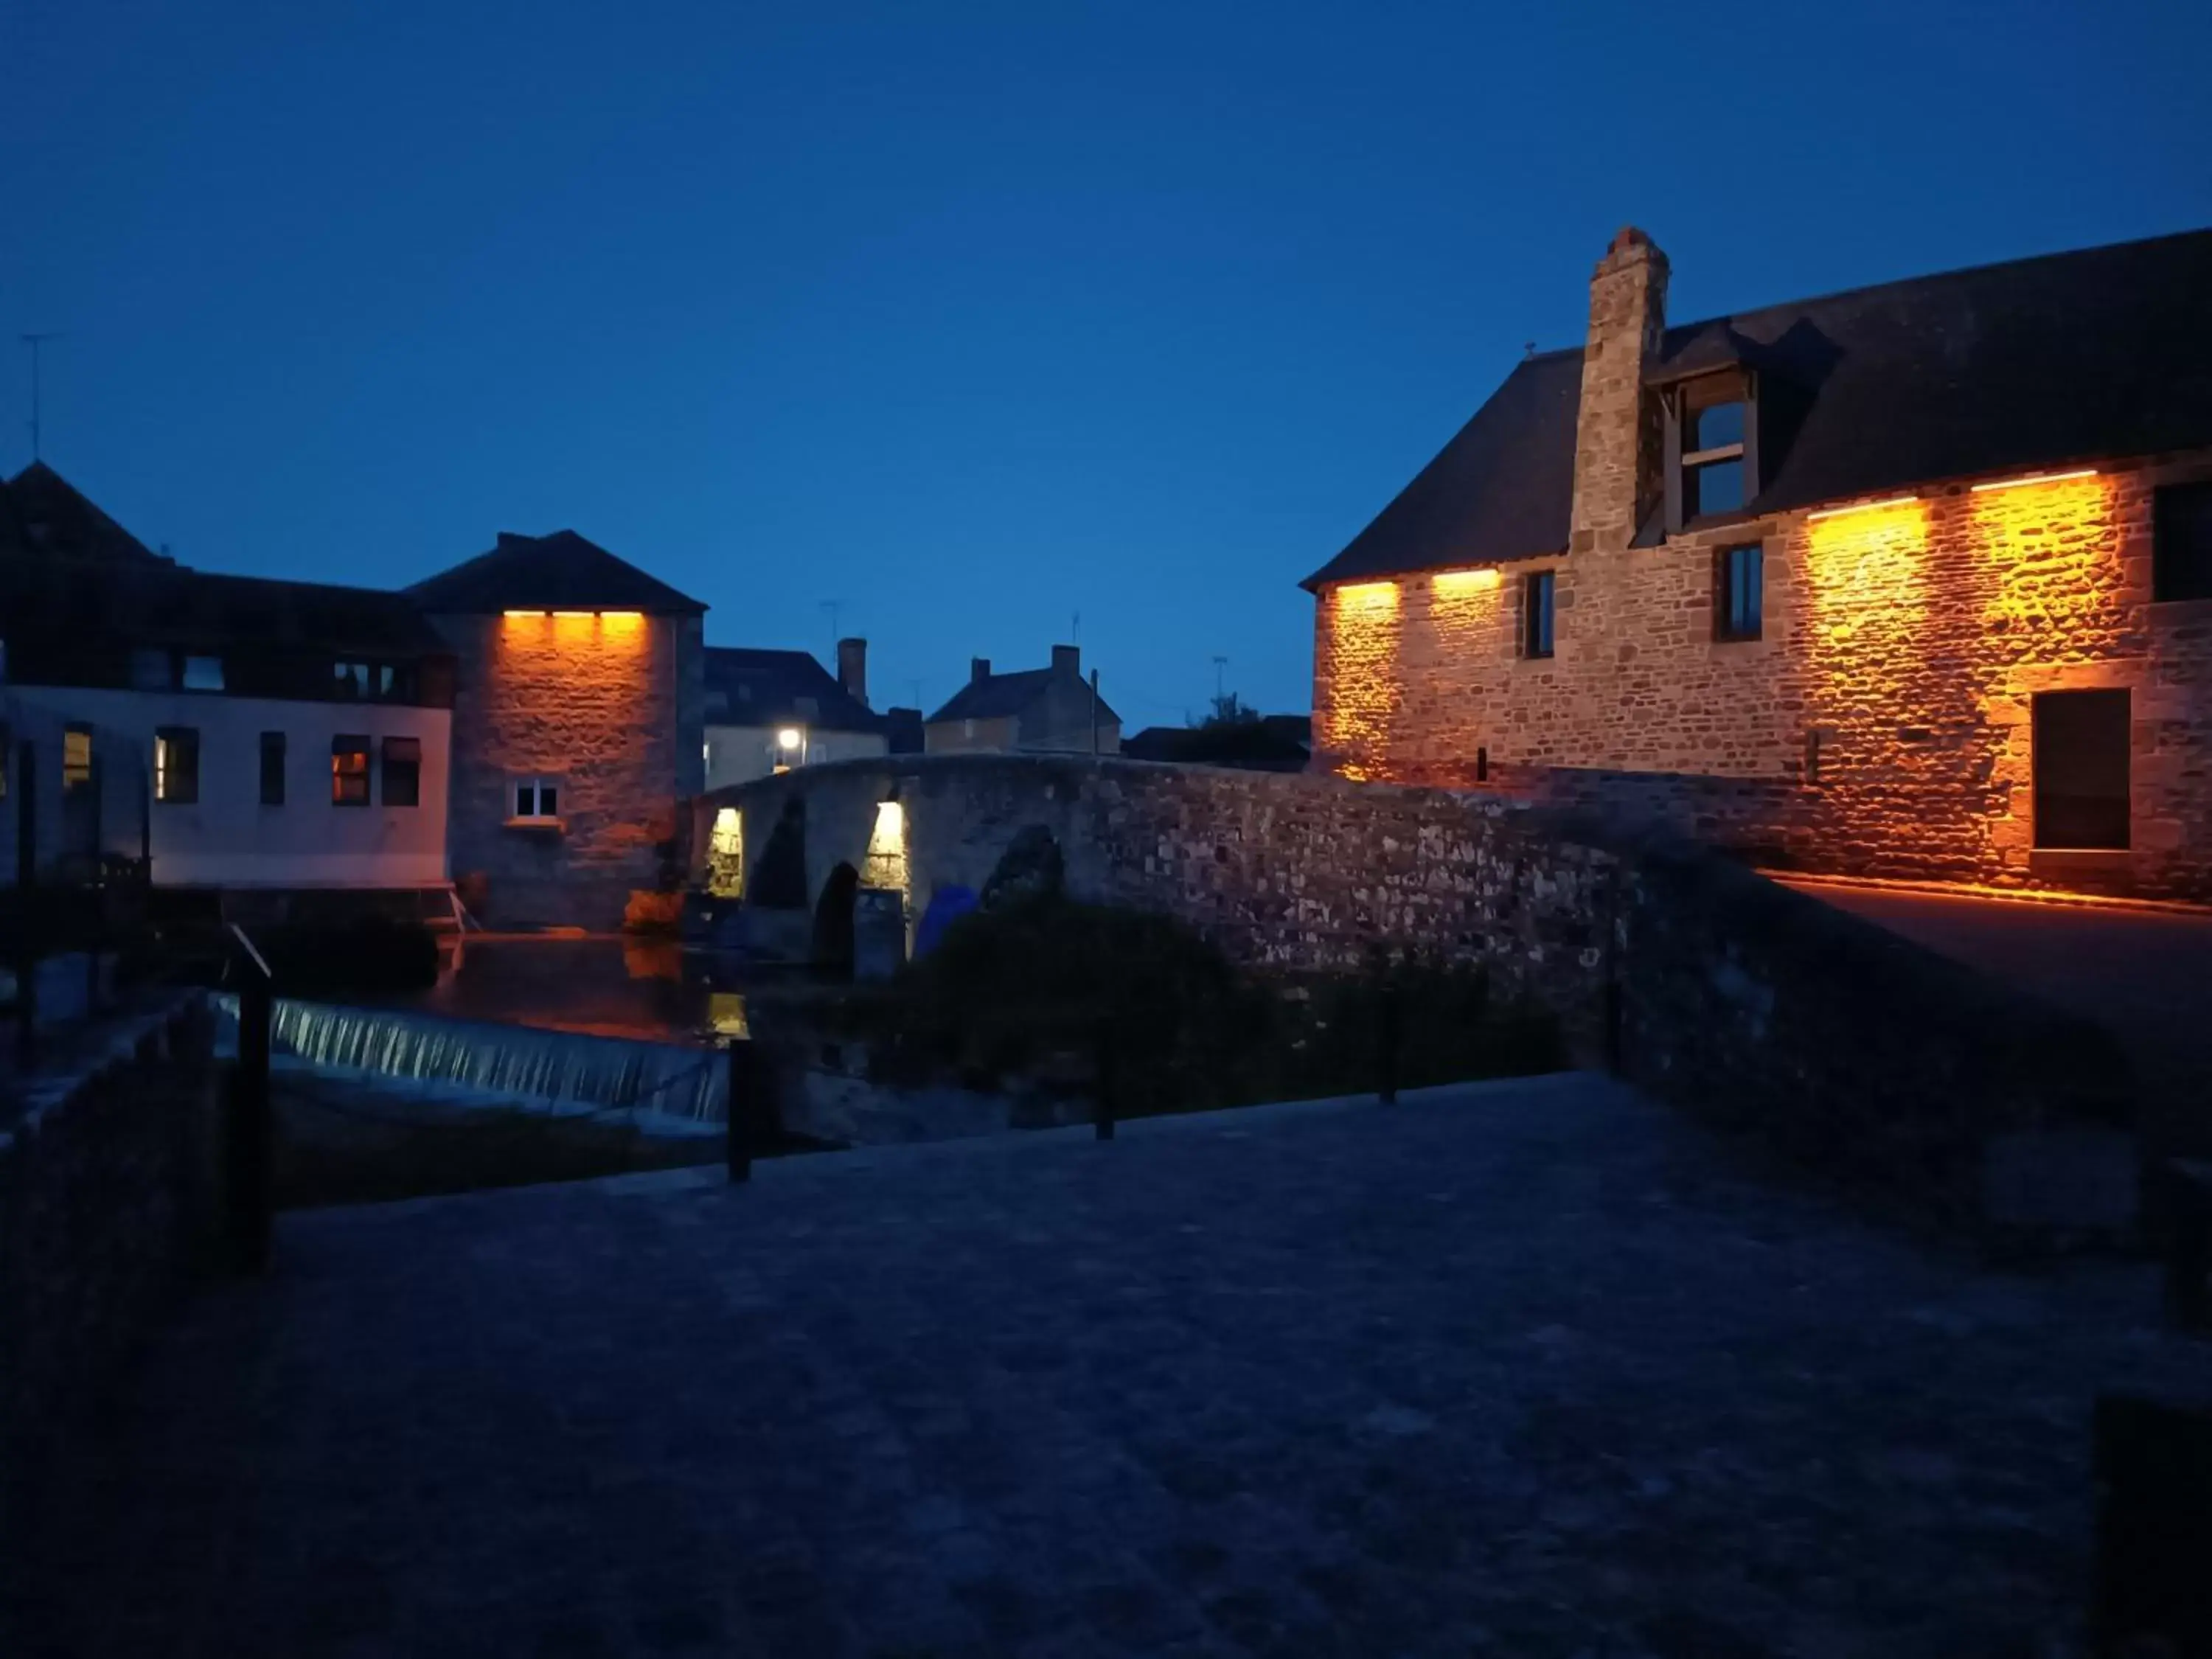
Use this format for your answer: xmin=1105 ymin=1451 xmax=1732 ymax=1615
xmin=703 ymin=638 xmax=892 ymax=789
xmin=0 ymin=462 xmax=454 ymax=898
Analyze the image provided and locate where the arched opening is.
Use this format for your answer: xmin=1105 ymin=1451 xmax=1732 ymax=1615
xmin=751 ymin=797 xmax=808 ymax=909
xmin=812 ymin=861 xmax=860 ymax=977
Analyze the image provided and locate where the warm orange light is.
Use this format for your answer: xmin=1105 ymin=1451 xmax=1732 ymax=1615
xmin=1806 ymin=495 xmax=1921 ymax=522
xmin=1969 ymin=469 xmax=2099 ymax=494
xmin=500 ymin=609 xmax=646 ymax=620
xmin=1433 ymin=568 xmax=1501 ymax=592
xmin=1334 ymin=580 xmax=1399 ymax=614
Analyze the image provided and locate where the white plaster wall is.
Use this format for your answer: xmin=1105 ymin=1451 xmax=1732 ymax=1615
xmin=704 ymin=722 xmax=886 ymax=790
xmin=4 ymin=684 xmax=450 ymax=887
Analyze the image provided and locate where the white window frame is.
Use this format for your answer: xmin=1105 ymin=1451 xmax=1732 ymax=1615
xmin=511 ymin=776 xmax=563 ymax=821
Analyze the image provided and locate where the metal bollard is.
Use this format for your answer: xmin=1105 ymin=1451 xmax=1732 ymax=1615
xmin=1377 ymin=976 xmax=1403 ymax=1105
xmin=229 ymin=966 xmax=274 ymax=1272
xmin=726 ymin=1040 xmax=766 ymax=1182
xmin=2163 ymin=1159 xmax=2212 ymax=1334
xmin=1094 ymin=1029 xmax=1116 ymax=1141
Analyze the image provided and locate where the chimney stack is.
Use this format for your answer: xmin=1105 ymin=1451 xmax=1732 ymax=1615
xmin=1051 ymin=644 xmax=1079 ymax=676
xmin=1568 ymin=226 xmax=1670 ymax=552
xmin=970 ymin=657 xmax=991 ymax=684
xmin=836 ymin=636 xmax=869 ymax=706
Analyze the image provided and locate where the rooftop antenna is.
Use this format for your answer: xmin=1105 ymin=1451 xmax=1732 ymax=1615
xmin=1523 ymin=341 xmax=1536 ymax=360
xmin=1211 ymin=654 xmax=1228 ymax=703
xmin=821 ymin=600 xmax=841 ymax=654
xmin=21 ymin=333 xmax=60 ymax=460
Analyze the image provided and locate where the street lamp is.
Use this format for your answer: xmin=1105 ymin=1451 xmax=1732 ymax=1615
xmin=773 ymin=726 xmax=806 ymax=774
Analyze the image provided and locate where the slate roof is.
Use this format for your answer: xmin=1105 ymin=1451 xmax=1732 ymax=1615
xmin=703 ymin=647 xmax=883 ymax=734
xmin=5 ymin=461 xmax=172 ymax=566
xmin=1307 ymin=226 xmax=2212 ymax=588
xmin=926 ymin=667 xmax=1122 ymax=727
xmin=0 ymin=465 xmax=442 ymax=658
xmin=407 ymin=530 xmax=706 ymax=615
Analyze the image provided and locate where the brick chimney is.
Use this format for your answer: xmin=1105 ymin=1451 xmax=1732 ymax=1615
xmin=1568 ymin=226 xmax=1669 ymax=552
xmin=836 ymin=636 xmax=868 ymax=706
xmin=1051 ymin=644 xmax=1079 ymax=676
xmin=970 ymin=657 xmax=991 ymax=684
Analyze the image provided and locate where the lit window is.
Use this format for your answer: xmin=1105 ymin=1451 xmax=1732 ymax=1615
xmin=1715 ymin=544 xmax=1764 ymax=641
xmin=1522 ymin=571 xmax=1556 ymax=659
xmin=513 ymin=778 xmax=560 ymax=820
xmin=2153 ymin=480 xmax=2212 ymax=602
xmin=382 ymin=736 xmax=422 ymax=807
xmin=260 ymin=731 xmax=286 ymax=806
xmin=63 ymin=725 xmax=92 ymax=790
xmin=331 ymin=735 xmax=371 ymax=805
xmin=182 ymin=655 xmax=225 ymax=691
xmin=2032 ymin=690 xmax=2129 ymax=850
xmin=154 ymin=727 xmax=200 ymax=804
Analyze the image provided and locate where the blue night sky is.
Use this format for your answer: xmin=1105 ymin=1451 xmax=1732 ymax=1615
xmin=7 ymin=1 xmax=2209 ymax=728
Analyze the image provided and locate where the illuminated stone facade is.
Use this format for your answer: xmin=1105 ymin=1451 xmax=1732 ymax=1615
xmin=1311 ymin=231 xmax=2212 ymax=902
xmin=434 ymin=610 xmax=706 ymax=929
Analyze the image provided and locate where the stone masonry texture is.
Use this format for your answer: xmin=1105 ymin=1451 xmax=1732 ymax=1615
xmin=705 ymin=754 xmax=2130 ymax=1220
xmin=10 ymin=1077 xmax=2211 ymax=1658
xmin=1311 ymin=228 xmax=2212 ymax=902
xmin=437 ymin=612 xmax=704 ymax=930
xmin=1 ymin=996 xmax=215 ymax=1549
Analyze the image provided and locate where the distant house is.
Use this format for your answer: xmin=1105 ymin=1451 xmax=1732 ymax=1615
xmin=924 ymin=646 xmax=1120 ymax=755
xmin=1123 ymin=714 xmax=1311 ymax=772
xmin=1 ymin=462 xmax=455 ymax=895
xmin=704 ymin=638 xmax=888 ymax=787
xmin=406 ymin=530 xmax=706 ymax=930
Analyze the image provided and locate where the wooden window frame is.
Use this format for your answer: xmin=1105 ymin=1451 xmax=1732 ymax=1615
xmin=260 ymin=731 xmax=286 ymax=807
xmin=1663 ymin=370 xmax=1760 ymax=533
xmin=1714 ymin=543 xmax=1764 ymax=641
xmin=1522 ymin=570 xmax=1556 ymax=660
xmin=331 ymin=734 xmax=372 ymax=807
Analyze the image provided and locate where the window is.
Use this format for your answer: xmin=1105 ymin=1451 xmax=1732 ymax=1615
xmin=129 ymin=647 xmax=171 ymax=689
xmin=182 ymin=654 xmax=225 ymax=691
xmin=2032 ymin=689 xmax=2129 ymax=850
xmin=1716 ymin=544 xmax=1764 ymax=641
xmin=1666 ymin=372 xmax=1756 ymax=530
xmin=2153 ymin=480 xmax=2212 ymax=602
xmin=154 ymin=727 xmax=200 ymax=804
xmin=332 ymin=735 xmax=371 ymax=805
xmin=333 ymin=661 xmax=372 ymax=700
xmin=260 ymin=731 xmax=286 ymax=806
xmin=382 ymin=736 xmax=422 ymax=807
xmin=63 ymin=725 xmax=92 ymax=791
xmin=0 ymin=723 xmax=9 ymax=801
xmin=513 ymin=778 xmax=560 ymax=820
xmin=1523 ymin=571 xmax=1556 ymax=658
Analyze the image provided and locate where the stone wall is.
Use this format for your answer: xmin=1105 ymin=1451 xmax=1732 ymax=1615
xmin=437 ymin=611 xmax=703 ymax=929
xmin=702 ymin=754 xmax=2137 ymax=1224
xmin=1314 ymin=455 xmax=2212 ymax=902
xmin=0 ymin=995 xmax=216 ymax=1531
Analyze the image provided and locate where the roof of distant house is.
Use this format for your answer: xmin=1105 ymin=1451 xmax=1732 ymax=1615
xmin=408 ymin=529 xmax=706 ymax=615
xmin=1307 ymin=226 xmax=2212 ymax=588
xmin=926 ymin=662 xmax=1121 ymax=726
xmin=1124 ymin=717 xmax=1312 ymax=771
xmin=0 ymin=464 xmax=445 ymax=658
xmin=703 ymin=647 xmax=883 ymax=734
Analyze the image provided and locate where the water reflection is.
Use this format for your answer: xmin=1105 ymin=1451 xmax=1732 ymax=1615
xmin=402 ymin=936 xmax=738 ymax=1043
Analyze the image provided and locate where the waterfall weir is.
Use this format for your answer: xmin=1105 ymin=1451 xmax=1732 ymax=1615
xmin=218 ymin=995 xmax=728 ymax=1124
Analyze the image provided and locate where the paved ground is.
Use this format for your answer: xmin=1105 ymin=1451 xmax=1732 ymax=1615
xmin=10 ymin=1074 xmax=2208 ymax=1658
xmin=1792 ymin=881 xmax=2212 ymax=1144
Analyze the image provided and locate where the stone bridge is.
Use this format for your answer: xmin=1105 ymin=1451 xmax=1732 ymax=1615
xmin=691 ymin=753 xmax=1618 ymax=1015
xmin=691 ymin=751 xmax=2140 ymax=1228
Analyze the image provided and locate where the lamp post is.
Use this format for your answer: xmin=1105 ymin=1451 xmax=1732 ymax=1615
xmin=774 ymin=726 xmax=806 ymax=774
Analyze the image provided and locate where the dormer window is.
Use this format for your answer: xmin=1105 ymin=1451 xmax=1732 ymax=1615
xmin=1663 ymin=371 xmax=1759 ymax=532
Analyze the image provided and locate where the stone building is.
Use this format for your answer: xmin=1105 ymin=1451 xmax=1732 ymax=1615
xmin=407 ymin=532 xmax=706 ymax=929
xmin=923 ymin=647 xmax=1121 ymax=756
xmin=1307 ymin=226 xmax=2212 ymax=902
